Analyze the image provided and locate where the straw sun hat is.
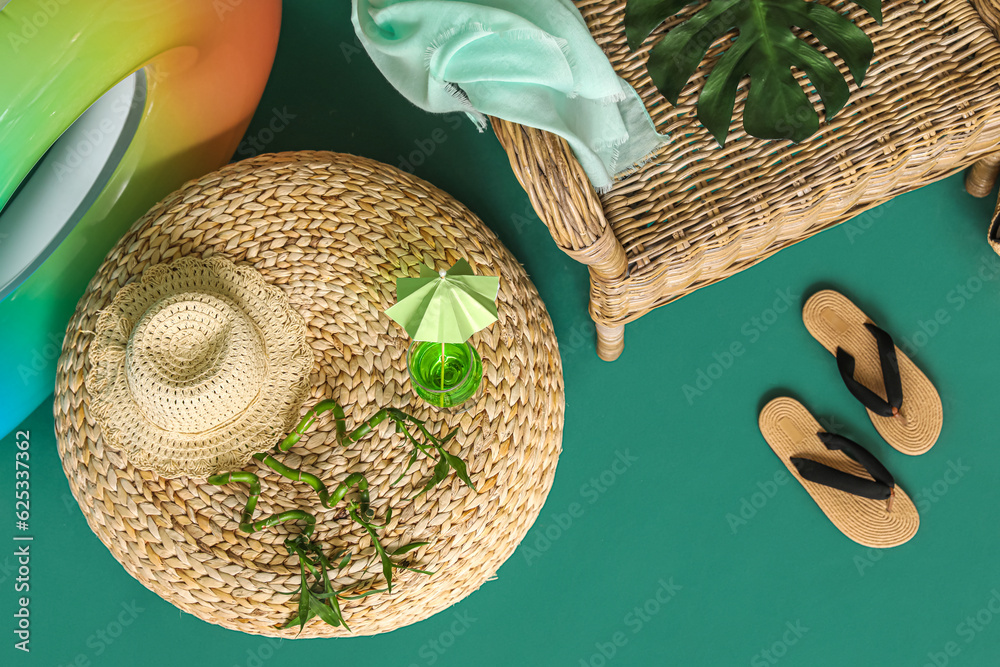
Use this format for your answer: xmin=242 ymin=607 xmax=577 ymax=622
xmin=86 ymin=256 xmax=314 ymax=479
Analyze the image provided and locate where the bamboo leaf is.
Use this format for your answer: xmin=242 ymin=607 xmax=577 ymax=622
xmin=392 ymin=447 xmax=421 ymax=486
xmin=414 ymin=455 xmax=451 ymax=499
xmin=308 ymin=595 xmax=342 ymax=628
xmin=328 ymin=591 xmax=350 ymax=632
xmin=312 ymin=591 xmax=338 ymax=600
xmin=374 ymin=538 xmax=394 ymax=594
xmin=281 ymin=607 xmax=315 ymax=631
xmin=340 ymin=588 xmax=389 ymax=600
xmin=391 ymin=541 xmax=429 ymax=556
xmin=296 ymin=564 xmax=310 ymax=628
xmin=442 ymin=451 xmax=475 ymax=490
xmin=282 ymin=564 xmax=315 ymax=632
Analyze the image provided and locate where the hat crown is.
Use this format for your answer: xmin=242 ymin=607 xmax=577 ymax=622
xmin=126 ymin=292 xmax=266 ymax=434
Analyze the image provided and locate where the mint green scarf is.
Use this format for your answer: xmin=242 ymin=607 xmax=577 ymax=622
xmin=352 ymin=0 xmax=667 ymax=193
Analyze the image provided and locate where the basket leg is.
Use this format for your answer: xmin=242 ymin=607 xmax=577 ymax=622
xmin=595 ymin=323 xmax=624 ymax=362
xmin=965 ymin=153 xmax=1000 ymax=198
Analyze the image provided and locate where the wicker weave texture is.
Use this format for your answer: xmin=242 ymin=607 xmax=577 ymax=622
xmin=87 ymin=256 xmax=314 ymax=479
xmin=495 ymin=0 xmax=1000 ymax=357
xmin=802 ymin=290 xmax=942 ymax=455
xmin=759 ymin=397 xmax=919 ymax=548
xmin=592 ymin=0 xmax=1000 ymax=266
xmin=54 ymin=151 xmax=565 ymax=637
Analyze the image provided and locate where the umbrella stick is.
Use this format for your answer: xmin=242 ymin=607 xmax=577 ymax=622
xmin=440 ymin=342 xmax=446 ymax=407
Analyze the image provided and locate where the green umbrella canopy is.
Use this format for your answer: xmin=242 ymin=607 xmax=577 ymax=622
xmin=386 ymin=259 xmax=499 ymax=343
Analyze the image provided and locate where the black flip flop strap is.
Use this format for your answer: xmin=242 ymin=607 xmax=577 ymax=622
xmin=790 ymin=432 xmax=894 ymax=501
xmin=835 ymin=322 xmax=903 ymax=417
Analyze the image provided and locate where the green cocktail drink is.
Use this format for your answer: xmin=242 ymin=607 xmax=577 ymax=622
xmin=407 ymin=341 xmax=482 ymax=409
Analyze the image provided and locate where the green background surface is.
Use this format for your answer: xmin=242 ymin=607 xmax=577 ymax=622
xmin=6 ymin=2 xmax=1000 ymax=666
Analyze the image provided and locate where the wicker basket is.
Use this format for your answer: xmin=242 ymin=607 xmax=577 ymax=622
xmin=493 ymin=0 xmax=1000 ymax=360
xmin=54 ymin=152 xmax=565 ymax=637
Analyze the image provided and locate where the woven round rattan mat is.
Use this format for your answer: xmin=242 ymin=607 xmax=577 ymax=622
xmin=54 ymin=151 xmax=564 ymax=637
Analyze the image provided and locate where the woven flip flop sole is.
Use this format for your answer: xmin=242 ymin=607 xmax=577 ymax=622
xmin=759 ymin=397 xmax=919 ymax=548
xmin=803 ymin=290 xmax=942 ymax=455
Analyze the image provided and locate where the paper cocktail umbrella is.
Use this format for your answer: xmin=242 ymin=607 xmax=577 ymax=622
xmin=386 ymin=259 xmax=499 ymax=401
xmin=386 ymin=259 xmax=499 ymax=343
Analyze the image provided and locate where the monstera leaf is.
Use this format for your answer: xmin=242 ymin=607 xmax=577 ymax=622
xmin=625 ymin=0 xmax=883 ymax=145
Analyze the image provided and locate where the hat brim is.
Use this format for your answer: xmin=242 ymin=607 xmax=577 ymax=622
xmin=86 ymin=256 xmax=314 ymax=479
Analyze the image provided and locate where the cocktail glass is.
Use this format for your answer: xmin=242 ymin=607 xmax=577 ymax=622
xmin=407 ymin=341 xmax=482 ymax=411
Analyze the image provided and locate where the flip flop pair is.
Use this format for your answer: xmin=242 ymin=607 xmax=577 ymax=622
xmin=759 ymin=291 xmax=943 ymax=548
xmin=803 ymin=290 xmax=942 ymax=455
